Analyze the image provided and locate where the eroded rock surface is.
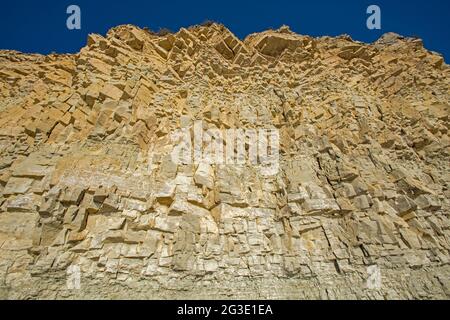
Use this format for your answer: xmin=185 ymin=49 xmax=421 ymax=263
xmin=0 ymin=24 xmax=449 ymax=299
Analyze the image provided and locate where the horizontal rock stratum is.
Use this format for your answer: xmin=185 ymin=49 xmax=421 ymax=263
xmin=0 ymin=23 xmax=449 ymax=299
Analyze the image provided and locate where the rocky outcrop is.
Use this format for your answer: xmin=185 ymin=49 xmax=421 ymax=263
xmin=0 ymin=24 xmax=449 ymax=299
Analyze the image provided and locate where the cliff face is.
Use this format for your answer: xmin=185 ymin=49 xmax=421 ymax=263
xmin=0 ymin=24 xmax=449 ymax=299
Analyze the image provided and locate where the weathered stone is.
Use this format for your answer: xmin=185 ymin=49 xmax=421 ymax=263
xmin=287 ymin=186 xmax=309 ymax=203
xmin=3 ymin=178 xmax=33 ymax=195
xmin=154 ymin=182 xmax=176 ymax=205
xmin=0 ymin=23 xmax=448 ymax=300
xmin=415 ymin=195 xmax=441 ymax=210
xmin=100 ymin=83 xmax=124 ymax=101
xmin=194 ymin=163 xmax=214 ymax=189
xmin=5 ymin=194 xmax=40 ymax=212
xmin=391 ymin=195 xmax=417 ymax=216
xmin=302 ymin=199 xmax=340 ymax=214
xmin=60 ymin=187 xmax=85 ymax=206
xmin=168 ymin=198 xmax=190 ymax=216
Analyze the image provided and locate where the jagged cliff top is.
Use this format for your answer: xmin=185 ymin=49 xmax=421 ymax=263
xmin=1 ymin=22 xmax=448 ymax=131
xmin=0 ymin=23 xmax=447 ymax=70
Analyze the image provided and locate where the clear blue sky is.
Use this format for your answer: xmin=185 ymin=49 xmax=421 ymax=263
xmin=1 ymin=0 xmax=449 ymax=61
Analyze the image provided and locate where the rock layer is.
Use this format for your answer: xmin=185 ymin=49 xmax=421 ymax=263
xmin=0 ymin=24 xmax=449 ymax=299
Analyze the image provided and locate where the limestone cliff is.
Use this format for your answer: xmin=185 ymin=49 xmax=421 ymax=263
xmin=0 ymin=24 xmax=449 ymax=299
